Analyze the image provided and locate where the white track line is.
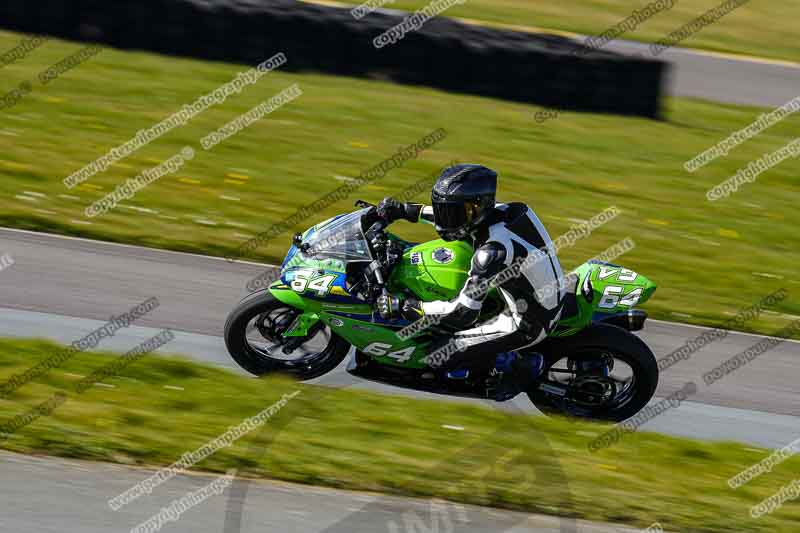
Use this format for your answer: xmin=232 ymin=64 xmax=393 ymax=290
xmin=649 ymin=319 xmax=800 ymax=346
xmin=0 ymin=226 xmax=268 ymax=268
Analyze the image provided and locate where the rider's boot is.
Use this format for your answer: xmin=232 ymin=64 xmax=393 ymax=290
xmin=492 ymin=351 xmax=544 ymax=401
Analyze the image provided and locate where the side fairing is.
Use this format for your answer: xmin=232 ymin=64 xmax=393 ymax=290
xmin=554 ymin=261 xmax=657 ymax=335
xmin=270 ymin=280 xmax=432 ymax=368
xmin=586 ymin=262 xmax=657 ymax=316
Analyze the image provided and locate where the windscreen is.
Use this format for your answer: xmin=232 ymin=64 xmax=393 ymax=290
xmin=301 ymin=208 xmax=373 ymax=261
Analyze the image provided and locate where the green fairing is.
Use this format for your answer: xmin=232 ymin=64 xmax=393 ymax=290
xmin=269 ymin=232 xmax=656 ymax=369
xmin=550 ymin=262 xmax=657 ymax=337
xmin=388 ymin=238 xmax=474 ymax=302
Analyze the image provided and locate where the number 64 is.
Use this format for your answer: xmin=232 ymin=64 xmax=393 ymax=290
xmin=598 ymin=286 xmax=642 ymax=309
xmin=291 ymin=273 xmax=336 ymax=296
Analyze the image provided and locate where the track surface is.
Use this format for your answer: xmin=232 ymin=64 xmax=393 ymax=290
xmin=0 ymin=227 xmax=798 ymax=448
xmin=1 ymin=451 xmax=651 ymax=533
xmin=601 ymin=39 xmax=800 ymax=108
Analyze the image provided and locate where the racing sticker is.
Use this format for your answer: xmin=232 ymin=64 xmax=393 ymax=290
xmin=432 ymin=247 xmax=454 ymax=264
xmin=410 ymin=252 xmax=423 ymax=265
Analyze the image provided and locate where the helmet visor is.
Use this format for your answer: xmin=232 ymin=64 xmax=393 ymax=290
xmin=432 ymin=201 xmax=469 ymax=230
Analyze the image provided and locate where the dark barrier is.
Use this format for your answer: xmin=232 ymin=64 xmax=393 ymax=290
xmin=0 ymin=0 xmax=665 ymax=118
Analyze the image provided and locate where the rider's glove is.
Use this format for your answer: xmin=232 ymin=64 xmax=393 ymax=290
xmin=377 ymin=197 xmax=413 ymax=223
xmin=401 ymin=298 xmax=424 ymax=321
xmin=377 ymin=295 xmax=424 ymax=321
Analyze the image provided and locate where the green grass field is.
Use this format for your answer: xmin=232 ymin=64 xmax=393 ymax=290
xmin=0 ymin=30 xmax=798 ymax=337
xmin=0 ymin=338 xmax=798 ymax=532
xmin=328 ymin=0 xmax=800 ymax=64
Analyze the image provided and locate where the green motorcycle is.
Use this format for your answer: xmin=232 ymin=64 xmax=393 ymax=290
xmin=225 ymin=204 xmax=659 ymax=421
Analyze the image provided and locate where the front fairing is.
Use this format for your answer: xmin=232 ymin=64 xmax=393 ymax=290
xmin=277 ymin=209 xmax=372 ymax=305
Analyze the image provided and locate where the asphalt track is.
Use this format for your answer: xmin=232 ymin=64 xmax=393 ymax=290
xmin=2 ymin=450 xmax=655 ymax=533
xmin=0 ymin=227 xmax=798 ymax=449
xmin=600 ymin=39 xmax=800 ymax=108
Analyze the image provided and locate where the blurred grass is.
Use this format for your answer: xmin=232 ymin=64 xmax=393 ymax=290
xmin=0 ymin=30 xmax=798 ymax=337
xmin=1 ymin=337 xmax=799 ymax=532
xmin=329 ymin=0 xmax=800 ymax=64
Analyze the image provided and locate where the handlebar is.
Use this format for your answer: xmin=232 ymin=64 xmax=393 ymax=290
xmin=355 ymin=199 xmax=376 ymax=209
xmin=362 ymin=219 xmax=401 ymax=303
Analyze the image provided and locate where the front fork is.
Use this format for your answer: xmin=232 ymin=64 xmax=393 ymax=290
xmin=281 ymin=320 xmax=325 ymax=354
xmin=257 ymin=303 xmax=323 ymax=355
xmin=267 ymin=284 xmax=325 ymax=353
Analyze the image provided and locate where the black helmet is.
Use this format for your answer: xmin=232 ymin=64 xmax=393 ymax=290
xmin=431 ymin=164 xmax=497 ymax=241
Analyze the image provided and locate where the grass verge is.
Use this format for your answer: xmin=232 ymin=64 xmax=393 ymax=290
xmin=326 ymin=0 xmax=800 ymax=64
xmin=0 ymin=31 xmax=798 ymax=337
xmin=0 ymin=337 xmax=798 ymax=532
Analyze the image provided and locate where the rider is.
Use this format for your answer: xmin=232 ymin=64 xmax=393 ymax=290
xmin=374 ymin=164 xmax=567 ymax=399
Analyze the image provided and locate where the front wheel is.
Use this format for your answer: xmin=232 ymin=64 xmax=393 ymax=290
xmin=526 ymin=324 xmax=659 ymax=422
xmin=224 ymin=289 xmax=351 ymax=379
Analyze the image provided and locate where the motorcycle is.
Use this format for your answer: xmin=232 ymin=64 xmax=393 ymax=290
xmin=225 ymin=202 xmax=659 ymax=421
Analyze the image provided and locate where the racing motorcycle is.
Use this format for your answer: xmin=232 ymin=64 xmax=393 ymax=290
xmin=225 ymin=202 xmax=659 ymax=421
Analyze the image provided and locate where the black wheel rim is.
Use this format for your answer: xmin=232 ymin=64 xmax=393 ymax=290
xmin=243 ymin=305 xmax=334 ymax=370
xmin=543 ymin=349 xmax=638 ymax=417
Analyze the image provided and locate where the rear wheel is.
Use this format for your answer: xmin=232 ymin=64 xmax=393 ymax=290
xmin=224 ymin=289 xmax=350 ymax=379
xmin=526 ymin=324 xmax=658 ymax=422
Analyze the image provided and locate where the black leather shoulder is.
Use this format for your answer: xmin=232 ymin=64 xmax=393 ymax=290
xmin=471 ymin=241 xmax=507 ymax=277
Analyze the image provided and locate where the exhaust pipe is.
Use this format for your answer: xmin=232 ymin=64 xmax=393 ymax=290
xmin=597 ymin=309 xmax=647 ymax=331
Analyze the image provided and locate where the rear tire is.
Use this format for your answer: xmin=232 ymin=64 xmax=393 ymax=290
xmin=224 ymin=289 xmax=350 ymax=379
xmin=527 ymin=323 xmax=659 ymax=422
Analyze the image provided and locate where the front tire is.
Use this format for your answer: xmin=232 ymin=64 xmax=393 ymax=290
xmin=224 ymin=289 xmax=350 ymax=379
xmin=527 ymin=323 xmax=659 ymax=422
